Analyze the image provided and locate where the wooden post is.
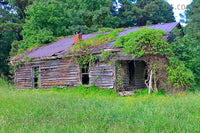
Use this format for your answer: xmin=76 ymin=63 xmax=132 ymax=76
xmin=148 ymin=70 xmax=152 ymax=94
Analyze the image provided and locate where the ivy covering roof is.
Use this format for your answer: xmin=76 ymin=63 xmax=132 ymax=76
xmin=26 ymin=22 xmax=180 ymax=60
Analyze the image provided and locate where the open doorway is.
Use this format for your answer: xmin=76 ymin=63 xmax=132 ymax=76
xmin=128 ymin=60 xmax=147 ymax=89
xmin=32 ymin=66 xmax=40 ymax=88
xmin=117 ymin=60 xmax=147 ymax=90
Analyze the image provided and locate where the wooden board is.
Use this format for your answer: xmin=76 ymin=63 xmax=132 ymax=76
xmin=89 ymin=63 xmax=115 ymax=88
xmin=15 ymin=58 xmax=81 ymax=88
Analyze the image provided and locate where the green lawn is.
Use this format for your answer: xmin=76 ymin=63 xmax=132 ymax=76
xmin=0 ymin=79 xmax=200 ymax=133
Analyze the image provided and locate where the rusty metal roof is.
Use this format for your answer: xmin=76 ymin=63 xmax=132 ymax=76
xmin=27 ymin=22 xmax=180 ymax=59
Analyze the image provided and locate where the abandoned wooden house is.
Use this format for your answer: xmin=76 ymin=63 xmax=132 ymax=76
xmin=12 ymin=22 xmax=181 ymax=90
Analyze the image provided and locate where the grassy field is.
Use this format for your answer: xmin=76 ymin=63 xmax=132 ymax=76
xmin=0 ymin=78 xmax=200 ymax=133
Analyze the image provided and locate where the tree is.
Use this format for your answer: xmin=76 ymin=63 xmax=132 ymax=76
xmin=172 ymin=0 xmax=200 ymax=85
xmin=15 ymin=0 xmax=118 ymax=54
xmin=185 ymin=0 xmax=200 ymax=35
xmin=8 ymin=0 xmax=34 ymax=19
xmin=115 ymin=0 xmax=175 ymax=26
xmin=0 ymin=1 xmax=23 ymax=77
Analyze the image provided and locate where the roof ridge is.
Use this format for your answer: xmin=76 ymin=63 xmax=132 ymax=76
xmin=143 ymin=21 xmax=179 ymax=27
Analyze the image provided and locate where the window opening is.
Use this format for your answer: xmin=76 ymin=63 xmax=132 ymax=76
xmin=32 ymin=66 xmax=40 ymax=88
xmin=81 ymin=63 xmax=89 ymax=85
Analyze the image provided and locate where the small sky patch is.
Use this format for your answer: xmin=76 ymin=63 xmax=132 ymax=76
xmin=167 ymin=0 xmax=193 ymax=24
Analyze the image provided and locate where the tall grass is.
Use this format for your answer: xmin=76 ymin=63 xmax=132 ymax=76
xmin=0 ymin=79 xmax=199 ymax=133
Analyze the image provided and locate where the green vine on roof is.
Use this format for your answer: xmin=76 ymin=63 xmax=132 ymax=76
xmin=114 ymin=27 xmax=172 ymax=57
xmin=70 ymin=28 xmax=124 ymax=67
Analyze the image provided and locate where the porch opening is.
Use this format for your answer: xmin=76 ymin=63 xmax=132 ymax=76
xmin=81 ymin=63 xmax=89 ymax=85
xmin=117 ymin=60 xmax=147 ymax=90
xmin=32 ymin=66 xmax=40 ymax=88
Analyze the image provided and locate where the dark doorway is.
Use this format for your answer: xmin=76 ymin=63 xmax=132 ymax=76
xmin=128 ymin=60 xmax=147 ymax=89
xmin=32 ymin=66 xmax=40 ymax=88
xmin=117 ymin=60 xmax=147 ymax=90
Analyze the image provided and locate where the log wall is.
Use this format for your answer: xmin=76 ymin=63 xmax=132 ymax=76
xmin=15 ymin=65 xmax=32 ymax=88
xmin=15 ymin=58 xmax=81 ymax=88
xmin=15 ymin=58 xmax=116 ymax=89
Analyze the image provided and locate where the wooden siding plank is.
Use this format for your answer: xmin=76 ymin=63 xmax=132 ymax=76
xmin=15 ymin=58 xmax=81 ymax=88
xmin=89 ymin=62 xmax=115 ymax=88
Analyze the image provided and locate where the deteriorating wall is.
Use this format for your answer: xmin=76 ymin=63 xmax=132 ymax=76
xmin=15 ymin=58 xmax=81 ymax=88
xmin=89 ymin=63 xmax=115 ymax=89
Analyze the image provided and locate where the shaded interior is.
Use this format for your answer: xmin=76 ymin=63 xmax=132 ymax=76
xmin=117 ymin=60 xmax=147 ymax=91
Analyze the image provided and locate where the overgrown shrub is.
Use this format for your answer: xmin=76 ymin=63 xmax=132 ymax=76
xmin=167 ymin=57 xmax=194 ymax=91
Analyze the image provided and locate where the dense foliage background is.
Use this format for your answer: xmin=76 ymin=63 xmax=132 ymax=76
xmin=171 ymin=0 xmax=200 ymax=86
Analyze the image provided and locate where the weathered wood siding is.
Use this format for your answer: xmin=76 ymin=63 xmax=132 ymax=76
xmin=89 ymin=63 xmax=115 ymax=88
xmin=15 ymin=65 xmax=32 ymax=88
xmin=15 ymin=52 xmax=147 ymax=90
xmin=40 ymin=59 xmax=80 ymax=88
xmin=15 ymin=58 xmax=81 ymax=88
